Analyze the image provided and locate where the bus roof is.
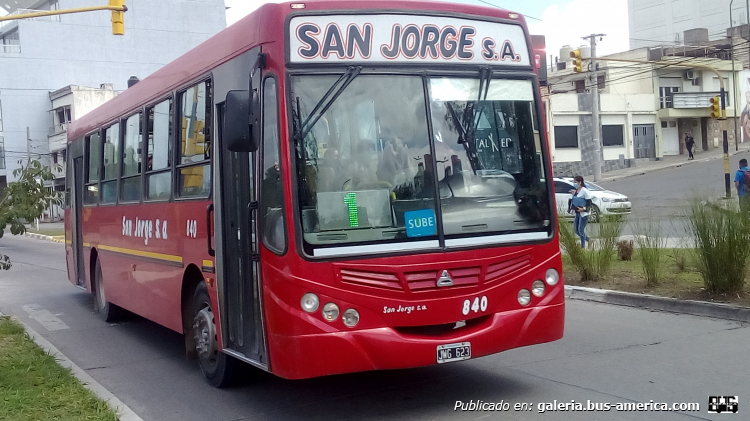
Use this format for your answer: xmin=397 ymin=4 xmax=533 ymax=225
xmin=67 ymin=0 xmax=525 ymax=141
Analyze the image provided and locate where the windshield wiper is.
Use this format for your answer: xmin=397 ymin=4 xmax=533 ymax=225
xmin=445 ymin=67 xmax=493 ymax=175
xmin=294 ymin=66 xmax=362 ymax=142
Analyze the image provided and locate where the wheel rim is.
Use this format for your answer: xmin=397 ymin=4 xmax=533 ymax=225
xmin=193 ymin=304 xmax=218 ymax=368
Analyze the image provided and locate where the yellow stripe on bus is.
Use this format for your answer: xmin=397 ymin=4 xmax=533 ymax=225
xmin=83 ymin=242 xmax=91 ymax=247
xmin=98 ymin=244 xmax=183 ymax=264
xmin=202 ymin=259 xmax=214 ymax=267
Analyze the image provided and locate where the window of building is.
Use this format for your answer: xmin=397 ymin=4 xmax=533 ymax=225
xmin=659 ymin=87 xmax=679 ymax=108
xmin=661 ymin=121 xmax=668 ymax=128
xmin=602 ymin=125 xmax=624 ymax=146
xmin=52 ymin=152 xmax=58 ymax=164
xmin=177 ymin=81 xmax=211 ymax=198
xmin=261 ymin=77 xmax=286 ymax=254
xmin=101 ymin=123 xmax=120 ymax=203
xmin=146 ymin=98 xmax=173 ymax=200
xmin=84 ymin=132 xmax=102 ymax=204
xmin=61 ymin=149 xmax=66 ymax=163
xmin=121 ymin=113 xmax=142 ymax=202
xmin=554 ymin=126 xmax=578 ymax=148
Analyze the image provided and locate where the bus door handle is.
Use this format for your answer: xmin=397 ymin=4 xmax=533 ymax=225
xmin=248 ymin=201 xmax=259 ymax=262
xmin=207 ymin=204 xmax=215 ymax=257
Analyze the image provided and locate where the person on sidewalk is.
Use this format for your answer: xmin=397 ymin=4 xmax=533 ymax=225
xmin=684 ymin=132 xmax=695 ymax=160
xmin=570 ymin=175 xmax=593 ymax=248
xmin=735 ymin=158 xmax=750 ymax=212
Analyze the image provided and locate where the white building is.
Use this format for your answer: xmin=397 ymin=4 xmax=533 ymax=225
xmin=547 ymin=46 xmax=738 ymax=177
xmin=629 ymin=0 xmax=749 ymax=49
xmin=0 ymin=0 xmax=226 ymax=191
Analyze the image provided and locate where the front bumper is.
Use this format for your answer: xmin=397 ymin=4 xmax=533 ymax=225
xmin=268 ymin=301 xmax=565 ymax=379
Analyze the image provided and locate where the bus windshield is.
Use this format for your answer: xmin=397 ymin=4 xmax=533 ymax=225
xmin=292 ymin=74 xmax=550 ymax=256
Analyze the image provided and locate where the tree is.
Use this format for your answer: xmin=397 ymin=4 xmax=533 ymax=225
xmin=0 ymin=159 xmax=62 ymax=269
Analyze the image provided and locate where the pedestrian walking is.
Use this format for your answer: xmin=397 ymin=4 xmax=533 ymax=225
xmin=684 ymin=132 xmax=695 ymax=160
xmin=570 ymin=175 xmax=593 ymax=248
xmin=734 ymin=158 xmax=750 ymax=212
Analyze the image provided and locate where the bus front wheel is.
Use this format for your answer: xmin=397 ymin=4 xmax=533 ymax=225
xmin=93 ymin=259 xmax=122 ymax=322
xmin=192 ymin=282 xmax=237 ymax=387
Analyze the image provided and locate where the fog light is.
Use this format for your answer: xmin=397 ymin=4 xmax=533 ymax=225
xmin=342 ymin=308 xmax=359 ymax=327
xmin=300 ymin=293 xmax=319 ymax=313
xmin=545 ymin=268 xmax=559 ymax=286
xmin=532 ymin=280 xmax=545 ymax=297
xmin=518 ymin=289 xmax=531 ymax=306
xmin=322 ymin=303 xmax=340 ymax=322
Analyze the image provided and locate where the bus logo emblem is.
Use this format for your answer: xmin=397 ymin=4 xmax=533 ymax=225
xmin=437 ymin=270 xmax=454 ymax=287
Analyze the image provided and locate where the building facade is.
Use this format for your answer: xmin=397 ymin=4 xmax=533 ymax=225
xmin=629 ymin=0 xmax=749 ymax=49
xmin=0 ymin=0 xmax=226 ymax=191
xmin=547 ymin=46 xmax=738 ymax=178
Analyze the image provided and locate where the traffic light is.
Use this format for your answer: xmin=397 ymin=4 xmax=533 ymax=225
xmin=110 ymin=0 xmax=124 ymax=35
xmin=570 ymin=49 xmax=583 ymax=73
xmin=709 ymin=96 xmax=722 ymax=119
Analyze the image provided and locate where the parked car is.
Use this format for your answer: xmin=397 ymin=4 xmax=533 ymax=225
xmin=553 ymin=177 xmax=631 ymax=222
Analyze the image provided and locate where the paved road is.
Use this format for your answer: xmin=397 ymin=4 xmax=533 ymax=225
xmin=0 ymin=235 xmax=747 ymax=420
xmin=594 ymin=150 xmax=750 ymax=238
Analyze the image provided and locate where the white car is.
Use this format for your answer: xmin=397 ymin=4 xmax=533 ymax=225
xmin=553 ymin=177 xmax=631 ymax=222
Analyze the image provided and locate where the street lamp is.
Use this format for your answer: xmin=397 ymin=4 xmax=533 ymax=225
xmin=730 ymin=0 xmax=741 ymax=151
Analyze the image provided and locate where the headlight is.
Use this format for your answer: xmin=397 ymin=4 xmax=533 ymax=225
xmin=300 ymin=293 xmax=319 ymax=313
xmin=322 ymin=303 xmax=340 ymax=322
xmin=601 ymin=197 xmax=610 ymax=202
xmin=518 ymin=289 xmax=531 ymax=306
xmin=532 ymin=280 xmax=546 ymax=297
xmin=545 ymin=268 xmax=560 ymax=286
xmin=342 ymin=308 xmax=360 ymax=327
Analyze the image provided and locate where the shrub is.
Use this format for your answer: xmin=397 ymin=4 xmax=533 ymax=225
xmin=632 ymin=218 xmax=666 ymax=287
xmin=668 ymin=248 xmax=688 ymax=272
xmin=617 ymin=240 xmax=634 ymax=261
xmin=558 ymin=215 xmax=624 ymax=282
xmin=686 ymin=199 xmax=750 ymax=294
xmin=559 ymin=219 xmax=596 ymax=282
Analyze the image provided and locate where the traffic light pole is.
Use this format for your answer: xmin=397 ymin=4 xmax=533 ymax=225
xmin=0 ymin=2 xmax=127 ymax=35
xmin=583 ymin=34 xmax=606 ymax=182
xmin=721 ymin=88 xmax=731 ymax=198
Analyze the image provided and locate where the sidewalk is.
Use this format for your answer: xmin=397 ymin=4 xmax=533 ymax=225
xmin=588 ymin=141 xmax=750 ymax=182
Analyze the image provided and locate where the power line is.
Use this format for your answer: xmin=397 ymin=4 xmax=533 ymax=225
xmin=474 ymin=0 xmax=542 ymax=21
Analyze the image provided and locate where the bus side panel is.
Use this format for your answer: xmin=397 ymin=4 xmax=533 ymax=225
xmin=82 ymin=200 xmax=212 ymax=333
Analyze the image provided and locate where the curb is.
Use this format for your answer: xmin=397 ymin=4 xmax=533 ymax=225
xmin=23 ymin=232 xmax=65 ymax=243
xmin=600 ymin=148 xmax=750 ymax=182
xmin=0 ymin=310 xmax=144 ymax=421
xmin=565 ymin=285 xmax=750 ymax=323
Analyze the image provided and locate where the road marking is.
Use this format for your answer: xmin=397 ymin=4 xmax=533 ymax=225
xmin=22 ymin=304 xmax=69 ymax=331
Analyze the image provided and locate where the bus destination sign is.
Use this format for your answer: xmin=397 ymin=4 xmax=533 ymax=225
xmin=289 ymin=14 xmax=530 ymax=66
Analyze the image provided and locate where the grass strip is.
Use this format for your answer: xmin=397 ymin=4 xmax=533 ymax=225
xmin=563 ymin=249 xmax=750 ymax=307
xmin=0 ymin=316 xmax=118 ymax=421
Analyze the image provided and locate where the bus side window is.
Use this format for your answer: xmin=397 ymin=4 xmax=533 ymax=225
xmin=261 ymin=77 xmax=286 ymax=254
xmin=121 ymin=113 xmax=142 ymax=202
xmin=177 ymin=80 xmax=211 ymax=198
xmin=101 ymin=123 xmax=120 ymax=204
xmin=146 ymin=99 xmax=173 ymax=200
xmin=84 ymin=132 xmax=102 ymax=205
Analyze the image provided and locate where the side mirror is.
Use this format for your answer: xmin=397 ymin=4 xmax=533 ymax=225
xmin=224 ymin=90 xmax=258 ymax=152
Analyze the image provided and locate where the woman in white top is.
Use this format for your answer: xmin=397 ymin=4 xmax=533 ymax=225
xmin=571 ymin=175 xmax=593 ymax=248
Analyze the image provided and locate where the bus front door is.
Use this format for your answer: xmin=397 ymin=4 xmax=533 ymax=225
xmin=217 ymin=103 xmax=266 ymax=367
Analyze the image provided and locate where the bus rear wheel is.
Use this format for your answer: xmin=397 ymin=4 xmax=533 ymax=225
xmin=93 ymin=259 xmax=122 ymax=322
xmin=192 ymin=282 xmax=237 ymax=387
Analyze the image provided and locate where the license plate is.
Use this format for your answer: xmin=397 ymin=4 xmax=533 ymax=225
xmin=437 ymin=342 xmax=471 ymax=364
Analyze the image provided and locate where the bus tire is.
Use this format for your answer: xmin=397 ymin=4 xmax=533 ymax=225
xmin=93 ymin=258 xmax=122 ymax=322
xmin=192 ymin=281 xmax=237 ymax=388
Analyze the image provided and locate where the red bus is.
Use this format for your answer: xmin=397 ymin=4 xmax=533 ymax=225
xmin=65 ymin=0 xmax=564 ymax=386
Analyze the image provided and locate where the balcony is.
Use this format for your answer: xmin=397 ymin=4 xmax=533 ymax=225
xmin=672 ymin=92 xmax=728 ymax=109
xmin=49 ymin=123 xmax=67 ymax=136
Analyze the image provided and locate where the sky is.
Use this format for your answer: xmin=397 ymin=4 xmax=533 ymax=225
xmin=224 ymin=0 xmax=630 ymax=59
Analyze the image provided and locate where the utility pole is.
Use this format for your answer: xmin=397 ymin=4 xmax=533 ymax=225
xmin=583 ymin=34 xmax=606 ymax=182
